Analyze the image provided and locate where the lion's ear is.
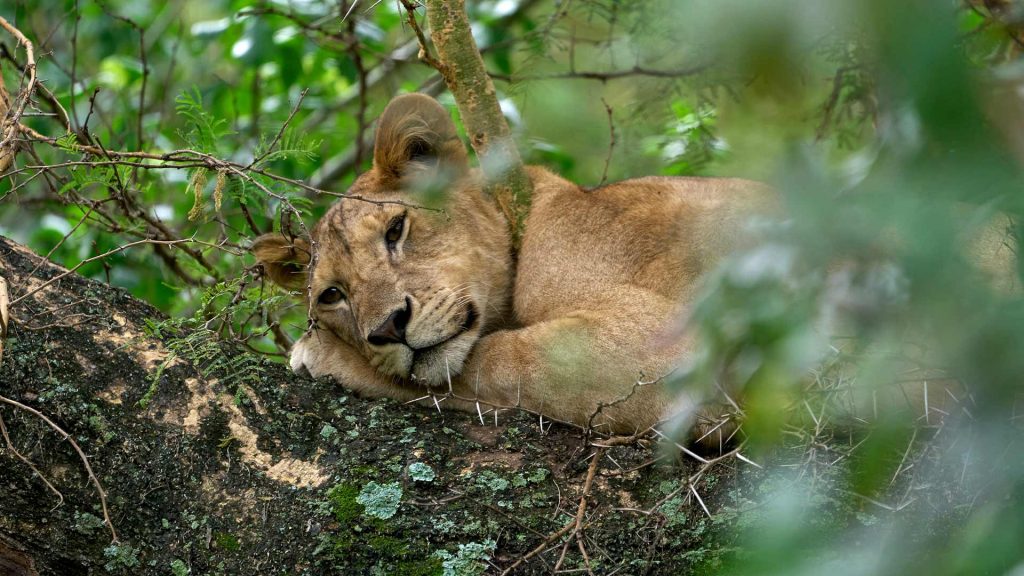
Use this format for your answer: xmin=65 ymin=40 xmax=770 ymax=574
xmin=251 ymin=234 xmax=311 ymax=291
xmin=373 ymin=93 xmax=468 ymax=183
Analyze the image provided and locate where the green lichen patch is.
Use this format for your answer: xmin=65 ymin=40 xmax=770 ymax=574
xmin=169 ymin=558 xmax=190 ymax=575
xmin=357 ymin=481 xmax=403 ymax=520
xmin=435 ymin=539 xmax=495 ymax=576
xmin=102 ymin=542 xmax=140 ymax=572
xmin=408 ymin=462 xmax=436 ymax=482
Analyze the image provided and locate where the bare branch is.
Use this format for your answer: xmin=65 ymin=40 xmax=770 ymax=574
xmin=599 ymin=97 xmax=615 ymax=186
xmin=489 ymin=63 xmax=709 ymax=83
xmin=400 ymin=0 xmax=446 ymax=72
xmin=0 ymin=16 xmax=37 ymax=171
xmin=9 ymin=237 xmax=214 ymax=307
xmin=248 ymin=88 xmax=309 ymax=168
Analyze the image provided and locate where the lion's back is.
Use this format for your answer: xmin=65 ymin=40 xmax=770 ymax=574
xmin=514 ymin=168 xmax=775 ymax=323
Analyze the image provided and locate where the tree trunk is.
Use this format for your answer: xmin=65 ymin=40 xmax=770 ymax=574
xmin=425 ymin=0 xmax=533 ymax=244
xmin=0 ymin=236 xmax=728 ymax=575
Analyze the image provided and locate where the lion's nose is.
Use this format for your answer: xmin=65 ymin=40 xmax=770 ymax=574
xmin=367 ymin=297 xmax=411 ymax=346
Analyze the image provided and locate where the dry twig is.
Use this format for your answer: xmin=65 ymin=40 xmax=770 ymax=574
xmin=400 ymin=0 xmax=446 ymax=73
xmin=0 ymin=395 xmax=119 ymax=542
xmin=598 ymin=98 xmax=616 ymax=186
xmin=0 ymin=15 xmax=37 ymax=171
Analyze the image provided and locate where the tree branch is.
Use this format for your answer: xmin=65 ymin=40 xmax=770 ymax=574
xmin=489 ymin=63 xmax=709 ymax=83
xmin=424 ymin=0 xmax=533 ymax=244
xmin=0 ymin=16 xmax=37 ymax=173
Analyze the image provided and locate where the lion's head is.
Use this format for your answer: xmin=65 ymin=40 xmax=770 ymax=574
xmin=253 ymin=94 xmax=513 ymax=385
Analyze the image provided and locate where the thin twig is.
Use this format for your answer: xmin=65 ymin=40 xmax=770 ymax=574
xmin=0 ymin=412 xmax=65 ymax=508
xmin=598 ymin=98 xmax=615 ymax=186
xmin=9 ymin=237 xmax=208 ymax=307
xmin=248 ymin=88 xmax=309 ymax=168
xmin=0 ymin=395 xmax=119 ymax=542
xmin=489 ymin=63 xmax=708 ymax=83
xmin=400 ymin=0 xmax=446 ymax=73
xmin=499 ymin=519 xmax=576 ymax=575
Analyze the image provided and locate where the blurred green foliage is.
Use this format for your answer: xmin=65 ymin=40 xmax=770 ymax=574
xmin=2 ymin=0 xmax=1023 ymax=574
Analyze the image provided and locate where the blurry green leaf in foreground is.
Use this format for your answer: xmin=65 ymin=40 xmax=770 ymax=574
xmin=668 ymin=0 xmax=1024 ymax=574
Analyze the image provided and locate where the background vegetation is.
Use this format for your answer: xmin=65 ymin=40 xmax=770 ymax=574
xmin=1 ymin=0 xmax=1023 ymax=574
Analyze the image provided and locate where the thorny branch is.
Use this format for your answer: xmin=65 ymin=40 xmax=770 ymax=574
xmin=598 ymin=97 xmax=615 ymax=186
xmin=400 ymin=0 xmax=446 ymax=73
xmin=0 ymin=13 xmax=324 ymax=363
xmin=8 ymin=237 xmax=224 ymax=307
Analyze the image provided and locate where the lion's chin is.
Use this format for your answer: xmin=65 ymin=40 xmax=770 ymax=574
xmin=406 ymin=331 xmax=478 ymax=388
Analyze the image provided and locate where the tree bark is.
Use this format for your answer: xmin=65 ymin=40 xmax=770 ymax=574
xmin=0 ymin=236 xmax=721 ymax=575
xmin=425 ymin=0 xmax=533 ymax=244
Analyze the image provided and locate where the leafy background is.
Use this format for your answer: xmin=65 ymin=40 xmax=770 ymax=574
xmin=2 ymin=0 xmax=1023 ymax=574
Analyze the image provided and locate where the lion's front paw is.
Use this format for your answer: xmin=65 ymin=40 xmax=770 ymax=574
xmin=288 ymin=329 xmax=375 ymax=386
xmin=289 ymin=336 xmax=314 ymax=378
xmin=289 ymin=331 xmax=333 ymax=379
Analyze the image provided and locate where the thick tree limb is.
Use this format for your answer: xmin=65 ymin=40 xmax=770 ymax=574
xmin=0 ymin=236 xmax=724 ymax=575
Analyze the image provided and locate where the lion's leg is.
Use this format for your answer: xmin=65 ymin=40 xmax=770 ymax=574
xmin=454 ymin=298 xmax=683 ymax=434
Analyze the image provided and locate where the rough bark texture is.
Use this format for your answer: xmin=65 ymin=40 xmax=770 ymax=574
xmin=0 ymin=236 xmax=752 ymax=575
xmin=425 ymin=0 xmax=533 ymax=244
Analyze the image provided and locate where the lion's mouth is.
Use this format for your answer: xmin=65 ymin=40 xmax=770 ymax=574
xmin=410 ymin=303 xmax=478 ymax=359
xmin=459 ymin=303 xmax=478 ymax=333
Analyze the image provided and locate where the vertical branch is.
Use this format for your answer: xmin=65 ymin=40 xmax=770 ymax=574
xmin=0 ymin=15 xmax=37 ymax=168
xmin=136 ymin=27 xmax=148 ymax=149
xmin=97 ymin=3 xmax=149 ymax=150
xmin=420 ymin=0 xmax=533 ymax=244
xmin=70 ymin=0 xmax=82 ymax=130
xmin=0 ymin=59 xmax=11 ymax=175
xmin=599 ymin=98 xmax=615 ymax=186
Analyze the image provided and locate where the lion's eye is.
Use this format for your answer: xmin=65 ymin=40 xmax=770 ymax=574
xmin=385 ymin=215 xmax=405 ymax=249
xmin=318 ymin=287 xmax=345 ymax=305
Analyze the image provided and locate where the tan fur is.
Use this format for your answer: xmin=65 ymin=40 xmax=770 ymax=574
xmin=250 ymin=235 xmax=310 ymax=290
xmin=253 ymin=93 xmax=1017 ymax=438
xmin=253 ymin=93 xmax=776 ymax=436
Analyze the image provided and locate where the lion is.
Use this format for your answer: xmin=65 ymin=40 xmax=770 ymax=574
xmin=252 ymin=93 xmax=1016 ymax=440
xmin=253 ymin=93 xmax=776 ymax=439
